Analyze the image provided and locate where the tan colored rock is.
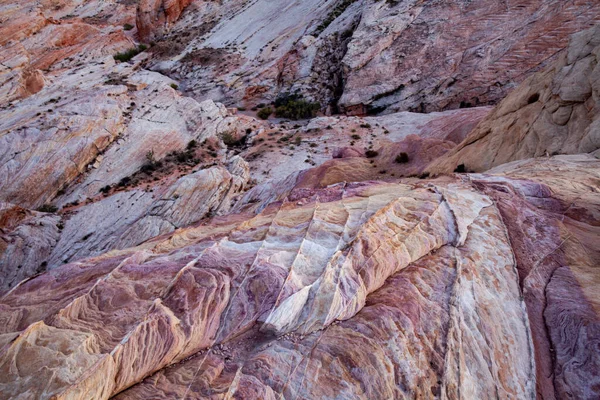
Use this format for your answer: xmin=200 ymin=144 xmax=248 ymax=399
xmin=136 ymin=0 xmax=193 ymax=42
xmin=1 ymin=154 xmax=598 ymax=399
xmin=427 ymin=24 xmax=600 ymax=175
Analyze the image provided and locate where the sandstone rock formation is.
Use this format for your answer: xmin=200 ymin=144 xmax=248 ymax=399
xmin=137 ymin=0 xmax=193 ymax=42
xmin=151 ymin=0 xmax=600 ymax=114
xmin=1 ymin=0 xmax=600 ymax=399
xmin=427 ymin=23 xmax=600 ymax=174
xmin=1 ymin=155 xmax=598 ymax=399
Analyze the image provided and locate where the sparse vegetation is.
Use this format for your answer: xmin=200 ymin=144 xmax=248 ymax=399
xmin=274 ymin=93 xmax=320 ymax=120
xmin=365 ymin=150 xmax=379 ymax=158
xmin=221 ymin=131 xmax=246 ymax=147
xmin=454 ymin=164 xmax=468 ymax=173
xmin=187 ymin=140 xmax=198 ymax=150
xmin=257 ymin=107 xmax=273 ymax=120
xmin=113 ymin=45 xmax=147 ymax=62
xmin=123 ymin=23 xmax=134 ymax=31
xmin=36 ymin=204 xmax=58 ymax=213
xmin=314 ymin=0 xmax=359 ymax=36
xmin=100 ymin=185 xmax=111 ymax=194
xmin=170 ymin=83 xmax=179 ymax=90
xmin=351 ymin=134 xmax=361 ymax=140
xmin=395 ymin=152 xmax=409 ymax=163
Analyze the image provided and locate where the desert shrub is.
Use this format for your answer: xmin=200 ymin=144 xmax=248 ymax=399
xmin=221 ymin=131 xmax=246 ymax=147
xmin=113 ymin=45 xmax=147 ymax=62
xmin=186 ymin=140 xmax=198 ymax=150
xmin=273 ymin=93 xmax=320 ymax=120
xmin=454 ymin=164 xmax=467 ymax=173
xmin=37 ymin=204 xmax=58 ymax=213
xmin=123 ymin=23 xmax=134 ymax=31
xmin=365 ymin=150 xmax=379 ymax=158
xmin=170 ymin=83 xmax=179 ymax=90
xmin=395 ymin=152 xmax=409 ymax=163
xmin=257 ymin=107 xmax=272 ymax=120
xmin=118 ymin=177 xmax=131 ymax=187
xmin=351 ymin=134 xmax=360 ymax=140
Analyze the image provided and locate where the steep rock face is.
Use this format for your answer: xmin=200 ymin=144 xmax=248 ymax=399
xmin=338 ymin=0 xmax=600 ymax=113
xmin=0 ymin=0 xmax=137 ymax=103
xmin=155 ymin=0 xmax=600 ymax=113
xmin=0 ymin=156 xmax=598 ymax=399
xmin=0 ymin=203 xmax=60 ymax=294
xmin=427 ymin=24 xmax=600 ymax=174
xmin=137 ymin=0 xmax=193 ymax=42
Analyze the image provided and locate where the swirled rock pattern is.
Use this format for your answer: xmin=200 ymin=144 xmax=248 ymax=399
xmin=1 ymin=1 xmax=600 ymax=399
xmin=1 ymin=154 xmax=598 ymax=399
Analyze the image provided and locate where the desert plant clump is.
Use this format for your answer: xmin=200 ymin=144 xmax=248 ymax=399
xmin=351 ymin=134 xmax=361 ymax=140
xmin=113 ymin=44 xmax=147 ymax=62
xmin=257 ymin=107 xmax=273 ymax=120
xmin=395 ymin=152 xmax=409 ymax=163
xmin=187 ymin=140 xmax=198 ymax=150
xmin=365 ymin=150 xmax=379 ymax=158
xmin=220 ymin=131 xmax=246 ymax=147
xmin=274 ymin=93 xmax=320 ymax=120
xmin=99 ymin=185 xmax=112 ymax=194
xmin=123 ymin=23 xmax=134 ymax=31
xmin=454 ymin=163 xmax=468 ymax=173
xmin=170 ymin=83 xmax=179 ymax=90
xmin=36 ymin=204 xmax=58 ymax=213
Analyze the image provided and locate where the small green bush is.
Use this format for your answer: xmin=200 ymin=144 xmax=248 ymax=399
xmin=170 ymin=83 xmax=179 ymax=90
xmin=274 ymin=94 xmax=320 ymax=120
xmin=365 ymin=150 xmax=379 ymax=158
xmin=123 ymin=23 xmax=134 ymax=31
xmin=113 ymin=45 xmax=147 ymax=62
xmin=257 ymin=107 xmax=272 ymax=120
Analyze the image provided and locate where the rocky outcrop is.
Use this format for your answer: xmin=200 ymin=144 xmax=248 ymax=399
xmin=0 ymin=203 xmax=60 ymax=294
xmin=136 ymin=0 xmax=193 ymax=42
xmin=1 ymin=1 xmax=600 ymax=399
xmin=154 ymin=0 xmax=600 ymax=114
xmin=0 ymin=155 xmax=598 ymax=399
xmin=338 ymin=0 xmax=600 ymax=113
xmin=47 ymin=158 xmax=249 ymax=268
xmin=427 ymin=24 xmax=600 ymax=175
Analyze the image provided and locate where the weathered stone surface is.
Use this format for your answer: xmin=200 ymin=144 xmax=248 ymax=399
xmin=0 ymin=203 xmax=60 ymax=295
xmin=154 ymin=0 xmax=600 ymax=114
xmin=48 ymin=160 xmax=248 ymax=268
xmin=1 ymin=1 xmax=600 ymax=399
xmin=427 ymin=24 xmax=600 ymax=175
xmin=137 ymin=0 xmax=193 ymax=42
xmin=0 ymin=155 xmax=598 ymax=399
